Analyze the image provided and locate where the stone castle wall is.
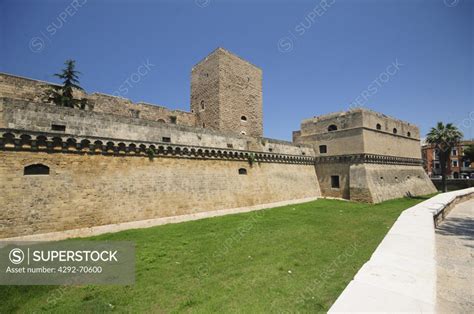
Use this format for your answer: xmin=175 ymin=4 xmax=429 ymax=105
xmin=0 ymin=150 xmax=320 ymax=238
xmin=293 ymin=107 xmax=435 ymax=202
xmin=0 ymin=47 xmax=439 ymax=240
xmin=362 ymin=129 xmax=421 ymax=159
xmin=0 ymin=72 xmax=196 ymax=127
xmin=315 ymin=162 xmax=351 ymax=199
xmin=294 ymin=108 xmax=421 ymax=159
xmin=314 ymin=155 xmax=436 ymax=202
xmin=0 ymin=98 xmax=314 ymax=155
xmin=349 ymin=164 xmax=436 ymax=203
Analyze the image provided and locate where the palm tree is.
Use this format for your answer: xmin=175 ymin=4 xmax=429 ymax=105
xmin=426 ymin=122 xmax=463 ymax=192
xmin=43 ymin=59 xmax=90 ymax=109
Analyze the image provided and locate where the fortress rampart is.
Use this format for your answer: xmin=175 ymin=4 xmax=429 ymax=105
xmin=0 ymin=87 xmax=318 ymax=239
xmin=0 ymin=47 xmax=437 ymax=239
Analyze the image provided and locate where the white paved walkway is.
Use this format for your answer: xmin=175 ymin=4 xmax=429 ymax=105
xmin=435 ymin=199 xmax=474 ymax=313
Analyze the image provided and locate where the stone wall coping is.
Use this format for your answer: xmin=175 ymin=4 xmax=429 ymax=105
xmin=329 ymin=187 xmax=474 ymax=313
xmin=0 ymin=71 xmax=61 ymax=87
xmin=0 ymin=72 xmax=189 ymax=114
xmin=301 ymin=107 xmax=415 ymax=127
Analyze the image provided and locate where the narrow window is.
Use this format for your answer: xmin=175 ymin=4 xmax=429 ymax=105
xmin=239 ymin=168 xmax=247 ymax=175
xmin=319 ymin=145 xmax=327 ymax=154
xmin=200 ymin=100 xmax=205 ymax=110
xmin=328 ymin=124 xmax=337 ymax=132
xmin=331 ymin=175 xmax=340 ymax=188
xmin=202 ymin=123 xmax=206 ymax=128
xmin=407 ymin=131 xmax=411 ymax=137
xmin=51 ymin=124 xmax=66 ymax=132
xmin=393 ymin=128 xmax=398 ymax=134
xmin=162 ymin=137 xmax=171 ymax=143
xmin=170 ymin=116 xmax=177 ymax=124
xmin=24 ymin=164 xmax=50 ymax=176
xmin=376 ymin=123 xmax=381 ymax=130
xmin=241 ymin=116 xmax=247 ymax=122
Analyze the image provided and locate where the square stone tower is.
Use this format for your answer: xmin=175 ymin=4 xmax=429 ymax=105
xmin=190 ymin=48 xmax=263 ymax=137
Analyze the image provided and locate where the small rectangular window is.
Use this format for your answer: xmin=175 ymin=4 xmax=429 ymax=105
xmin=239 ymin=168 xmax=247 ymax=175
xmin=51 ymin=124 xmax=66 ymax=132
xmin=162 ymin=137 xmax=171 ymax=143
xmin=227 ymin=143 xmax=233 ymax=148
xmin=170 ymin=116 xmax=177 ymax=124
xmin=331 ymin=175 xmax=340 ymax=188
xmin=319 ymin=145 xmax=327 ymax=154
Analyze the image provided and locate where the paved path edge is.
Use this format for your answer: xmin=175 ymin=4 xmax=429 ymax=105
xmin=329 ymin=188 xmax=474 ymax=313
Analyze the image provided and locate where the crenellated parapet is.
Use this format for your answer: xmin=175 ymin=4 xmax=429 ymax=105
xmin=0 ymin=129 xmax=316 ymax=165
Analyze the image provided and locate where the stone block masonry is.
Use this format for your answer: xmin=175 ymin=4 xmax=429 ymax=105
xmin=0 ymin=151 xmax=320 ymax=238
xmin=191 ymin=48 xmax=263 ymax=137
xmin=0 ymin=46 xmax=439 ymax=240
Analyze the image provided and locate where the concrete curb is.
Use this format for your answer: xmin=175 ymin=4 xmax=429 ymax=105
xmin=0 ymin=196 xmax=319 ymax=242
xmin=329 ymin=188 xmax=474 ymax=313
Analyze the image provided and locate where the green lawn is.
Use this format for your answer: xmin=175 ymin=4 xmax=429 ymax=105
xmin=1 ymin=196 xmax=430 ymax=313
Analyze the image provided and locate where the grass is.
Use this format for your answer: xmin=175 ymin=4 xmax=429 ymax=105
xmin=0 ymin=196 xmax=431 ymax=313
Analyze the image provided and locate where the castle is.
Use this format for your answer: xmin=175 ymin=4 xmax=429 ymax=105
xmin=0 ymin=48 xmax=436 ymax=239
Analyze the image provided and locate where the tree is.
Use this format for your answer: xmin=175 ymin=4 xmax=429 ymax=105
xmin=426 ymin=122 xmax=463 ymax=192
xmin=42 ymin=59 xmax=90 ymax=109
xmin=463 ymin=145 xmax=474 ymax=163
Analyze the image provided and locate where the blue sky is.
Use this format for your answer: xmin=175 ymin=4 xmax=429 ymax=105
xmin=1 ymin=0 xmax=472 ymax=141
